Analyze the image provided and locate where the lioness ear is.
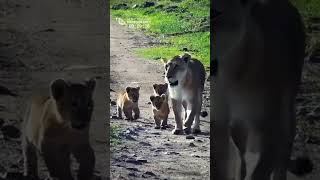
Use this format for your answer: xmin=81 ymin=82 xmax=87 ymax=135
xmin=161 ymin=58 xmax=168 ymax=64
xmin=85 ymin=78 xmax=96 ymax=92
xmin=50 ymin=79 xmax=68 ymax=101
xmin=126 ymin=87 xmax=131 ymax=93
xmin=181 ymin=53 xmax=191 ymax=63
xmin=150 ymin=95 xmax=155 ymax=102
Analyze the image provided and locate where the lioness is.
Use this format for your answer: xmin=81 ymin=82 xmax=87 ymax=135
xmin=22 ymin=78 xmax=96 ymax=180
xmin=213 ymin=0 xmax=312 ymax=180
xmin=150 ymin=94 xmax=170 ymax=129
xmin=117 ymin=86 xmax=140 ymax=120
xmin=162 ymin=53 xmax=206 ymax=135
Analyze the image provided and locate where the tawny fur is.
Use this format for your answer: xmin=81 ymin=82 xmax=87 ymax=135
xmin=22 ymin=78 xmax=96 ymax=180
xmin=116 ymin=86 xmax=140 ymax=120
xmin=150 ymin=94 xmax=170 ymax=129
xmin=162 ymin=53 xmax=206 ymax=135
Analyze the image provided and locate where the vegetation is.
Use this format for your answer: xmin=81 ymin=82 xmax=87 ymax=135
xmin=110 ymin=124 xmax=121 ymax=145
xmin=110 ymin=0 xmax=210 ymax=68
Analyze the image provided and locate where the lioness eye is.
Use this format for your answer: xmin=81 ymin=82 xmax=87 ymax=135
xmin=165 ymin=64 xmax=168 ymax=70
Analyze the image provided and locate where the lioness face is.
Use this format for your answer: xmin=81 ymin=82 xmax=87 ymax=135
xmin=50 ymin=78 xmax=96 ymax=130
xmin=150 ymin=94 xmax=166 ymax=110
xmin=162 ymin=53 xmax=191 ymax=87
xmin=126 ymin=86 xmax=140 ymax=103
xmin=153 ymin=83 xmax=168 ymax=96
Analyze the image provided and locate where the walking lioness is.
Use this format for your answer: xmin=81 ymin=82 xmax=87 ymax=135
xmin=213 ymin=0 xmax=312 ymax=180
xmin=162 ymin=53 xmax=206 ymax=135
xmin=22 ymin=78 xmax=96 ymax=180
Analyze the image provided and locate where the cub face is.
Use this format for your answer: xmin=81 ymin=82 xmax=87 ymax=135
xmin=51 ymin=78 xmax=96 ymax=130
xmin=162 ymin=53 xmax=191 ymax=87
xmin=153 ymin=83 xmax=168 ymax=96
xmin=126 ymin=86 xmax=140 ymax=103
xmin=150 ymin=94 xmax=166 ymax=110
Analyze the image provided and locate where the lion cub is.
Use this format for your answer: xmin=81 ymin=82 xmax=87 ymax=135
xmin=153 ymin=83 xmax=168 ymax=99
xmin=150 ymin=94 xmax=170 ymax=129
xmin=22 ymin=78 xmax=96 ymax=180
xmin=117 ymin=86 xmax=140 ymax=120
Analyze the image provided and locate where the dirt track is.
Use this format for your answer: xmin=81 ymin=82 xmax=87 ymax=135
xmin=0 ymin=0 xmax=108 ymax=179
xmin=109 ymin=20 xmax=211 ymax=180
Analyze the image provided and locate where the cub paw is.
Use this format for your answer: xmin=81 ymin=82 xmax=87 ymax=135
xmin=172 ymin=129 xmax=184 ymax=135
xmin=192 ymin=128 xmax=201 ymax=134
xmin=154 ymin=126 xmax=160 ymax=129
xmin=183 ymin=127 xmax=192 ymax=135
xmin=160 ymin=126 xmax=167 ymax=130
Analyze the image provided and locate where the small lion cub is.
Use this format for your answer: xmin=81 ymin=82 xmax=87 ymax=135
xmin=153 ymin=83 xmax=168 ymax=98
xmin=150 ymin=94 xmax=170 ymax=129
xmin=117 ymin=86 xmax=140 ymax=120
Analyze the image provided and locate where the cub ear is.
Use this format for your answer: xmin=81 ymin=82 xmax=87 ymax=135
xmin=160 ymin=94 xmax=166 ymax=100
xmin=181 ymin=53 xmax=191 ymax=63
xmin=50 ymin=79 xmax=68 ymax=101
xmin=150 ymin=95 xmax=155 ymax=102
xmin=85 ymin=78 xmax=96 ymax=92
xmin=153 ymin=84 xmax=158 ymax=89
xmin=126 ymin=87 xmax=131 ymax=93
xmin=164 ymin=83 xmax=168 ymax=89
xmin=136 ymin=86 xmax=140 ymax=91
xmin=161 ymin=58 xmax=168 ymax=64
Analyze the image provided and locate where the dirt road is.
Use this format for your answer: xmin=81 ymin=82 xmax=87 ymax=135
xmin=0 ymin=0 xmax=108 ymax=179
xmin=109 ymin=20 xmax=210 ymax=180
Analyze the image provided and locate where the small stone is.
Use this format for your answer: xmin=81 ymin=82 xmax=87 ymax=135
xmin=189 ymin=142 xmax=196 ymax=147
xmin=111 ymin=3 xmax=128 ymax=10
xmin=143 ymin=1 xmax=155 ymax=8
xmin=191 ymin=154 xmax=200 ymax=158
xmin=1 ymin=125 xmax=21 ymax=139
xmin=126 ymin=167 xmax=139 ymax=171
xmin=142 ymin=171 xmax=156 ymax=178
xmin=196 ymin=139 xmax=203 ymax=143
xmin=110 ymin=101 xmax=116 ymax=106
xmin=136 ymin=158 xmax=148 ymax=163
xmin=125 ymin=158 xmax=142 ymax=165
xmin=128 ymin=172 xmax=137 ymax=177
xmin=200 ymin=111 xmax=208 ymax=117
xmin=186 ymin=135 xmax=195 ymax=139
xmin=111 ymin=115 xmax=118 ymax=119
xmin=139 ymin=141 xmax=152 ymax=146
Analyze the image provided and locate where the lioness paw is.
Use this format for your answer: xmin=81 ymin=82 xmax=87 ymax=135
xmin=172 ymin=129 xmax=184 ymax=135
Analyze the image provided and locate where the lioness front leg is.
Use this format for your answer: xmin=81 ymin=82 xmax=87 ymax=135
xmin=183 ymin=102 xmax=196 ymax=134
xmin=72 ymin=145 xmax=95 ymax=180
xmin=192 ymin=91 xmax=202 ymax=134
xmin=22 ymin=138 xmax=39 ymax=179
xmin=171 ymin=99 xmax=183 ymax=135
xmin=133 ymin=105 xmax=140 ymax=119
xmin=42 ymin=144 xmax=74 ymax=180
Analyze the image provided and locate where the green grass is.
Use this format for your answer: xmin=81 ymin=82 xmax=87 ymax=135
xmin=291 ymin=0 xmax=320 ymax=19
xmin=110 ymin=124 xmax=121 ymax=146
xmin=110 ymin=0 xmax=210 ymax=69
